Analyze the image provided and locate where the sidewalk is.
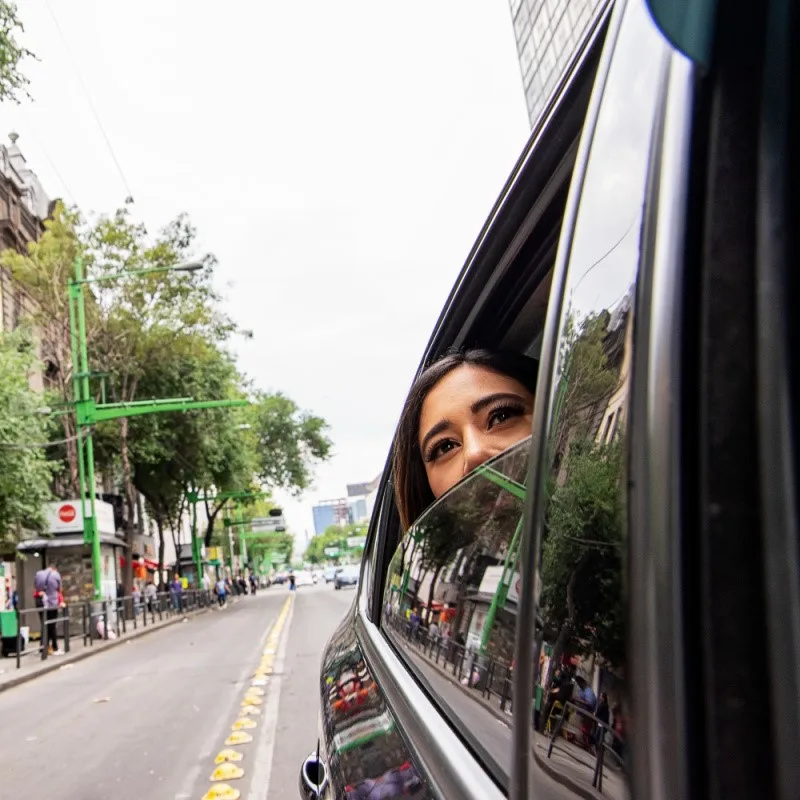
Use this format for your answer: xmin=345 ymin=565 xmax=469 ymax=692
xmin=400 ymin=633 xmax=627 ymax=800
xmin=0 ymin=598 xmax=235 ymax=695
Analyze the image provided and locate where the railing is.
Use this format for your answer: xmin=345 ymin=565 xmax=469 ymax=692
xmin=546 ymin=699 xmax=625 ymax=794
xmin=386 ymin=614 xmax=515 ymax=712
xmin=1 ymin=589 xmax=215 ymax=671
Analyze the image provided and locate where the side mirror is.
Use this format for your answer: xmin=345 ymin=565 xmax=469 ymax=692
xmin=299 ymin=751 xmax=328 ymax=799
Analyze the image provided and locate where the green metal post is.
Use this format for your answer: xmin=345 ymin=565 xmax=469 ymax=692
xmin=189 ymin=489 xmax=202 ymax=587
xmin=480 ymin=517 xmax=524 ymax=654
xmin=71 ymin=258 xmax=103 ymax=600
xmin=67 ymin=285 xmax=88 ymax=538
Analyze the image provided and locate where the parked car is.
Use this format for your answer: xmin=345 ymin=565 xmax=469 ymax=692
xmin=333 ymin=565 xmax=360 ymax=591
xmin=300 ymin=2 xmax=797 ymax=799
xmin=271 ymin=571 xmax=288 ymax=586
xmin=322 ymin=568 xmax=338 ymax=584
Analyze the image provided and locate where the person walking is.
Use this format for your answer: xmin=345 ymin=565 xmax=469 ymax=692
xmin=216 ymin=577 xmax=227 ymax=607
xmin=169 ymin=574 xmax=184 ymax=615
xmin=144 ymin=580 xmax=157 ymax=613
xmin=34 ymin=562 xmax=63 ymax=655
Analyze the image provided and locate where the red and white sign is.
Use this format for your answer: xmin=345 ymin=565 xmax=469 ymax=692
xmin=57 ymin=503 xmax=77 ymax=524
xmin=44 ymin=499 xmax=117 ymax=536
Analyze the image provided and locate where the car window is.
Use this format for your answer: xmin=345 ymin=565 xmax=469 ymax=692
xmin=381 ymin=438 xmax=529 ymax=785
xmin=528 ymin=0 xmax=673 ymax=796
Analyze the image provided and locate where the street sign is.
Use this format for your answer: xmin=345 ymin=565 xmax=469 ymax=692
xmin=346 ymin=536 xmax=367 ymax=549
xmin=251 ymin=516 xmax=286 ymax=533
xmin=324 ymin=547 xmax=339 ymax=557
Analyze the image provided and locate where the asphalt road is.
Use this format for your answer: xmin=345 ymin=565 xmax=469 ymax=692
xmin=0 ymin=582 xmax=354 ymax=800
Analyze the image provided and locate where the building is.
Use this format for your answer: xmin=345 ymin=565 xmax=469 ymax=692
xmin=347 ymin=474 xmax=382 ymax=525
xmin=508 ymin=0 xmax=603 ymax=129
xmin=312 ymin=498 xmax=351 ymax=535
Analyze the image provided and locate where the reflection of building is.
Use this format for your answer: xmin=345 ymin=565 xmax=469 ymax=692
xmin=313 ymin=498 xmax=351 ymax=535
xmin=507 ymin=0 xmax=604 ymax=129
xmin=595 ymin=292 xmax=633 ymax=446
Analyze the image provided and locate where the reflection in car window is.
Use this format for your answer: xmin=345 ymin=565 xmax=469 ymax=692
xmin=381 ymin=437 xmax=530 ymax=782
xmin=531 ymin=2 xmax=669 ymax=798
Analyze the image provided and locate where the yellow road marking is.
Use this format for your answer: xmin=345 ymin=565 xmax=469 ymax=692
xmin=210 ymin=763 xmax=245 ymax=781
xmin=202 ymin=595 xmax=293 ymax=798
xmin=214 ymin=749 xmax=244 ymax=764
xmin=202 ymin=783 xmax=241 ymax=800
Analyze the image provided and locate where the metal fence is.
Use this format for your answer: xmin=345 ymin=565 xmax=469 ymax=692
xmin=1 ymin=589 xmax=214 ymax=671
xmin=386 ymin=615 xmax=515 ymax=712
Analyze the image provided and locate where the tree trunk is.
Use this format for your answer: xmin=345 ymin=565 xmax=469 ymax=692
xmin=545 ymin=553 xmax=588 ymax=691
xmin=425 ymin=562 xmax=445 ymax=624
xmin=156 ymin=514 xmax=166 ymax=591
xmin=118 ymin=416 xmax=136 ymax=594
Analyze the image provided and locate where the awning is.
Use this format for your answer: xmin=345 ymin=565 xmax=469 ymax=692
xmin=119 ymin=556 xmax=161 ymax=571
xmin=17 ymin=534 xmax=122 ymax=551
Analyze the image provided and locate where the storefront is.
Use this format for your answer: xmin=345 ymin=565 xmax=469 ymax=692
xmin=16 ymin=499 xmax=126 ymax=611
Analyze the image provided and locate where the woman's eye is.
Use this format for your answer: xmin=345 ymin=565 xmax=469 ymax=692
xmin=427 ymin=439 xmax=458 ymax=462
xmin=488 ymin=404 xmax=524 ymax=428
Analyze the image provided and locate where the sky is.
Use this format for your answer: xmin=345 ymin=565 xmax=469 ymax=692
xmin=2 ymin=0 xmax=531 ymax=546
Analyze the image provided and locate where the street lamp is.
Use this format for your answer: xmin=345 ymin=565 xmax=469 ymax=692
xmin=67 ymin=257 xmax=247 ymax=599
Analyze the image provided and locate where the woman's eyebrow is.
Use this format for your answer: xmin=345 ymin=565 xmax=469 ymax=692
xmin=470 ymin=392 xmax=526 ymax=415
xmin=420 ymin=419 xmax=451 ymax=454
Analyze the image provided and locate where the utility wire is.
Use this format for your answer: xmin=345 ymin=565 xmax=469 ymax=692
xmin=18 ymin=109 xmax=78 ymax=207
xmin=42 ymin=0 xmax=135 ymax=203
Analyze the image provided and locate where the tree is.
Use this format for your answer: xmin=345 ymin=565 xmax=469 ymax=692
xmin=305 ymin=524 xmax=365 ymax=564
xmin=0 ymin=1 xmax=33 ymax=103
xmin=539 ymin=437 xmax=625 ymax=683
xmin=85 ymin=209 xmax=239 ymax=589
xmin=0 ymin=203 xmax=87 ymax=496
xmin=0 ymin=329 xmax=55 ymax=545
xmin=251 ymin=392 xmax=332 ymax=496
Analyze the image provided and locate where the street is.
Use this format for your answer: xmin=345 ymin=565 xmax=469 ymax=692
xmin=0 ymin=583 xmax=354 ymax=800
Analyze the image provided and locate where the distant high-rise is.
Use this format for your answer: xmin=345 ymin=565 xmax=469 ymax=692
xmin=312 ymin=498 xmax=351 ymax=535
xmin=508 ymin=0 xmax=603 ymax=129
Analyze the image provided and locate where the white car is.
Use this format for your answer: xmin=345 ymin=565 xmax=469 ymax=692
xmin=293 ymin=570 xmax=315 ymax=587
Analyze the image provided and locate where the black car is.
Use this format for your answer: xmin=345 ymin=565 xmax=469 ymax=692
xmin=301 ymin=1 xmax=798 ymax=798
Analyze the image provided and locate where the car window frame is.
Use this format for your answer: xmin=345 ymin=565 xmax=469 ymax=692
xmin=356 ymin=6 xmax=619 ymax=796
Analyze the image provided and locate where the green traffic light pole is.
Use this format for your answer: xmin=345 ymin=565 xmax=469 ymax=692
xmin=187 ymin=490 xmax=271 ymax=581
xmin=68 ymin=257 xmax=248 ymax=599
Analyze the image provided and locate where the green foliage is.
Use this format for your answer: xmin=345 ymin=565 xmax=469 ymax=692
xmin=540 ymin=437 xmax=625 ymax=668
xmin=251 ymin=392 xmax=332 ymax=494
xmin=0 ymin=330 xmax=55 ymax=544
xmin=305 ymin=523 xmax=366 ymax=564
xmin=0 ymin=1 xmax=33 ymax=103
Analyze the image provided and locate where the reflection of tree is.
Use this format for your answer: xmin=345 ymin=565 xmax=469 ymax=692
xmin=540 ymin=437 xmax=625 ymax=684
xmin=552 ymin=310 xmax=624 ymax=470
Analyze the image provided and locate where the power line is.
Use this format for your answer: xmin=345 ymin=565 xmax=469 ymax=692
xmin=42 ymin=0 xmax=135 ymax=203
xmin=18 ymin=109 xmax=78 ymax=207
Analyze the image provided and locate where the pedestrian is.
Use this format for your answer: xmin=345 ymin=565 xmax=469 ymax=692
xmin=216 ymin=577 xmax=227 ymax=607
xmin=169 ymin=574 xmax=184 ymax=614
xmin=34 ymin=562 xmax=63 ymax=655
xmin=132 ymin=583 xmax=142 ymax=616
xmin=144 ymin=580 xmax=157 ymax=613
xmin=249 ymin=573 xmax=257 ymax=595
xmin=288 ymin=572 xmax=296 ymax=592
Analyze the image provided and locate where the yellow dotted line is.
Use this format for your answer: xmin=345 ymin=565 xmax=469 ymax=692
xmin=202 ymin=596 xmax=293 ymax=800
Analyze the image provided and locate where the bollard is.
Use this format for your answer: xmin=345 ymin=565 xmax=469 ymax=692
xmin=63 ymin=606 xmax=70 ymax=653
xmin=15 ymin=608 xmax=21 ymax=670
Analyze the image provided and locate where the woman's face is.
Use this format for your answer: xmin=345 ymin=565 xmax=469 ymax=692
xmin=418 ymin=364 xmax=534 ymax=500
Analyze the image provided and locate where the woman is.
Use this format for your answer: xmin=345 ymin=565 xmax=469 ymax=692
xmin=393 ymin=348 xmax=537 ymax=531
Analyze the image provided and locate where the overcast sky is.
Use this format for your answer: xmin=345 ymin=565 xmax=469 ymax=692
xmin=3 ymin=0 xmax=530 ymax=544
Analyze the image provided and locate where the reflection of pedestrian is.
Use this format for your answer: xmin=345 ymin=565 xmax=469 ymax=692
xmin=34 ymin=563 xmax=63 ymax=655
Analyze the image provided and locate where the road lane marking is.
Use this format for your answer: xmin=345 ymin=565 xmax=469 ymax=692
xmin=245 ymin=592 xmax=296 ymax=800
xmin=201 ymin=595 xmax=293 ymax=800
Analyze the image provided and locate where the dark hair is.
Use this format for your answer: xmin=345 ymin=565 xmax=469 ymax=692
xmin=392 ymin=348 xmax=538 ymax=531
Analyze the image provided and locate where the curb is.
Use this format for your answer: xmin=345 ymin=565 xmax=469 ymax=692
xmin=0 ymin=606 xmax=214 ymax=695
